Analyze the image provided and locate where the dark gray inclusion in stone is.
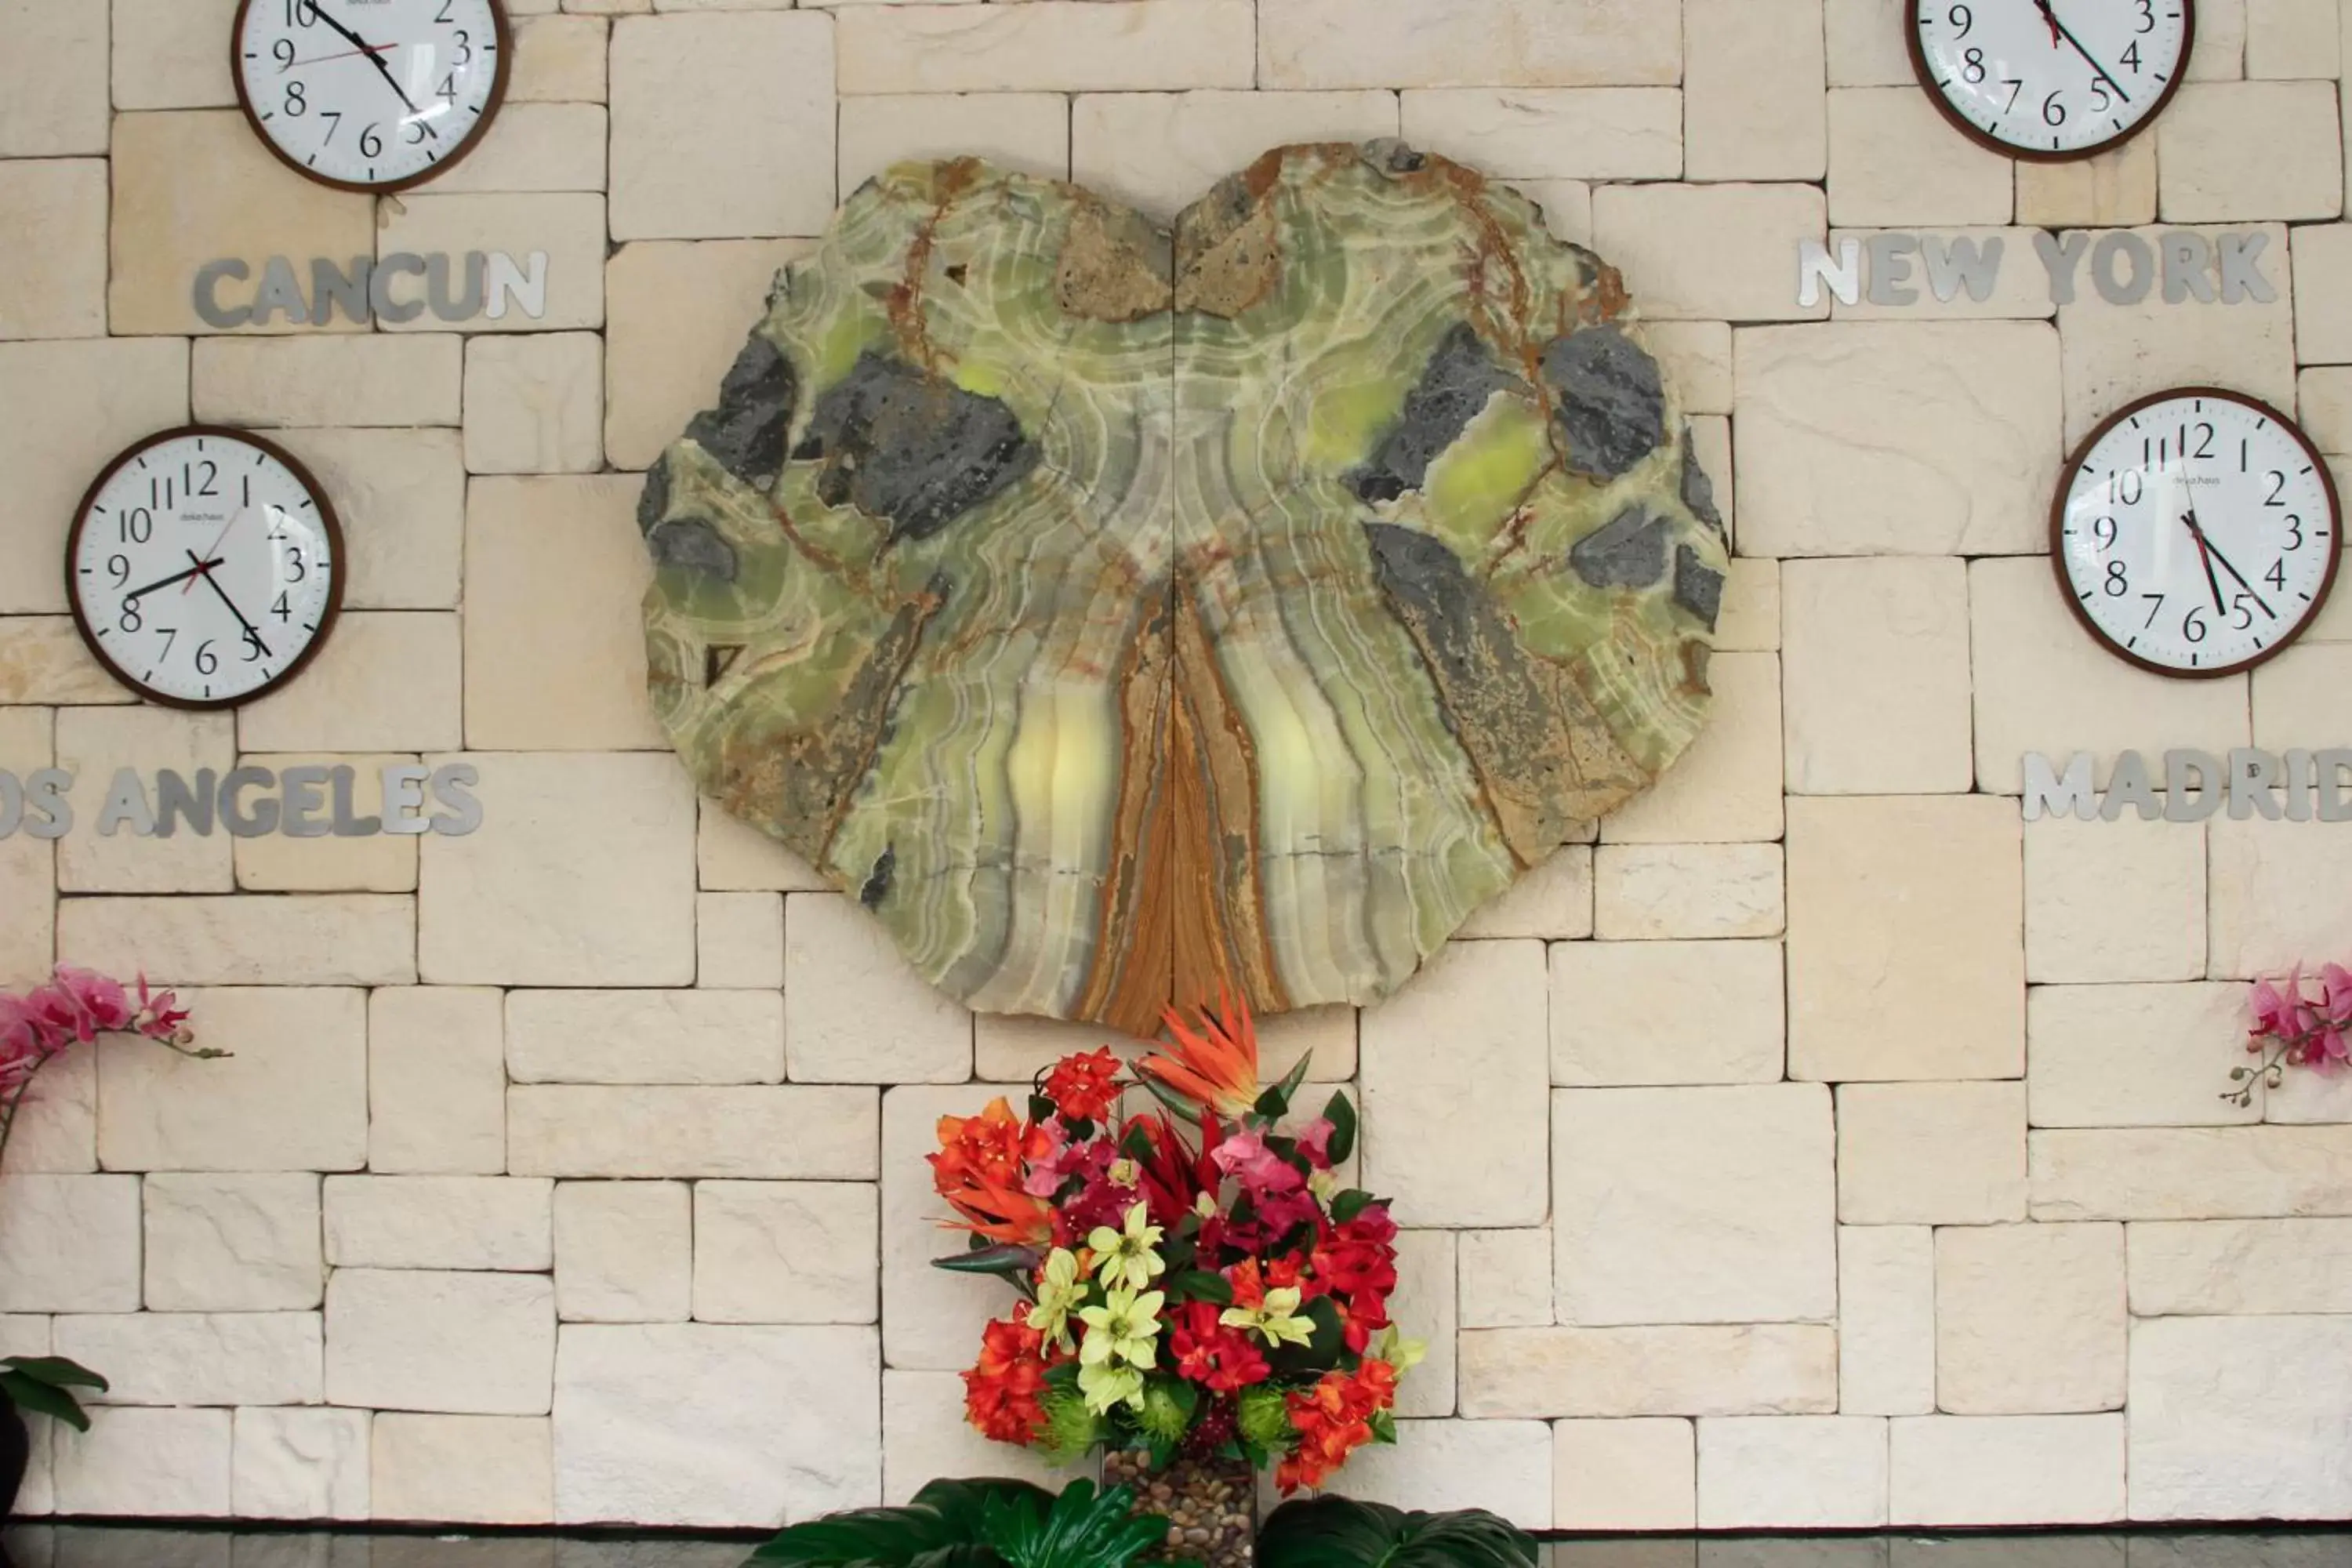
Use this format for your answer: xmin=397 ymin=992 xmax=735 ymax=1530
xmin=1348 ymin=323 xmax=1519 ymax=505
xmin=860 ymin=843 xmax=896 ymax=910
xmin=1681 ymin=440 xmax=1722 ymax=533
xmin=1541 ymin=327 xmax=1664 ymax=481
xmin=1363 ymin=522 xmax=1518 ymax=693
xmin=790 ymin=351 xmax=1039 ymax=545
xmin=687 ymin=332 xmax=800 ymax=491
xmin=1570 ymin=506 xmax=1671 ymax=590
xmin=1674 ymin=543 xmax=1724 ymax=630
xmin=635 ymin=458 xmax=739 ymax=583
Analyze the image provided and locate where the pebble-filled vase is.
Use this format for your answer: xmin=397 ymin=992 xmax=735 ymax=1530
xmin=1105 ymin=1448 xmax=1256 ymax=1568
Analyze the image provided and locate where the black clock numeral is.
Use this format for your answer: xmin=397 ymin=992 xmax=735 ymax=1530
xmin=154 ymin=627 xmax=177 ymax=659
xmin=117 ymin=601 xmax=143 ymax=633
xmin=2284 ymin=515 xmax=2305 ymax=551
xmin=320 ymin=108 xmax=342 ymax=145
xmin=2183 ymin=607 xmax=2209 ymax=644
xmin=2230 ymin=594 xmax=2258 ymax=632
xmin=360 ymin=122 xmax=384 ymax=158
xmin=2002 ymin=77 xmax=2024 ymax=111
xmin=243 ymin=628 xmax=270 ymax=662
xmin=1962 ymin=47 xmax=1987 ymax=82
xmin=2122 ymin=40 xmax=2144 ymax=71
xmin=2104 ymin=560 xmax=2130 ymax=597
xmin=271 ymin=591 xmax=293 ymax=623
xmin=2092 ymin=516 xmax=2118 ymax=549
xmin=2108 ymin=470 xmax=2144 ymax=506
xmin=285 ymin=0 xmax=318 ymax=25
xmin=121 ymin=508 xmax=154 ymax=544
xmin=2090 ymin=81 xmax=2113 ymax=113
xmin=2267 ymin=560 xmax=2288 ymax=590
xmin=285 ymin=80 xmax=308 ymax=117
xmin=2141 ymin=593 xmax=2165 ymax=629
xmin=1947 ymin=3 xmax=1973 ymax=37
xmin=437 ymin=72 xmax=458 ymax=103
xmin=2135 ymin=0 xmax=2157 ymax=31
xmin=453 ymin=28 xmax=474 ymax=64
xmin=194 ymin=640 xmax=220 ymax=677
xmin=436 ymin=0 xmax=456 ymax=19
xmin=2266 ymin=470 xmax=2289 ymax=506
xmin=2042 ymin=91 xmax=2067 ymax=127
xmin=183 ymin=460 xmax=218 ymax=499
xmin=273 ymin=38 xmax=296 ymax=70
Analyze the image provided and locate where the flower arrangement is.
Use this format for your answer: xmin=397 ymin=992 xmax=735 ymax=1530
xmin=928 ymin=997 xmax=1417 ymax=1496
xmin=2226 ymin=962 xmax=2352 ymax=1107
xmin=0 ymin=966 xmax=215 ymax=1169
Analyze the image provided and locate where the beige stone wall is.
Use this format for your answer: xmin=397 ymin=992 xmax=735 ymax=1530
xmin=4 ymin=0 xmax=2352 ymax=1534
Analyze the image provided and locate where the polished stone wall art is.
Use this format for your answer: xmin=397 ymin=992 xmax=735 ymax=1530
xmin=638 ymin=142 xmax=1726 ymax=1033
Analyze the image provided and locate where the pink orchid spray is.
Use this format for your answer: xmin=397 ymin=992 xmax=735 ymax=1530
xmin=0 ymin=967 xmax=220 ymax=1170
xmin=2227 ymin=963 xmax=2352 ymax=1107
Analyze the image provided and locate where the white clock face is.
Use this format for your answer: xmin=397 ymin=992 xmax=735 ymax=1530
xmin=2056 ymin=392 xmax=2339 ymax=677
xmin=1912 ymin=0 xmax=2191 ymax=158
xmin=70 ymin=430 xmax=342 ymax=709
xmin=235 ymin=0 xmax=505 ymax=191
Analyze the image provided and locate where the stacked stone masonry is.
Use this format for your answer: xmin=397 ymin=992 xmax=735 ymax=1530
xmin=4 ymin=0 xmax=2352 ymax=1535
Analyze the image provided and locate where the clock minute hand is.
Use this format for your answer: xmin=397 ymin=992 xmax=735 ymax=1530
xmin=2034 ymin=0 xmax=2133 ymax=103
xmin=120 ymin=559 xmax=225 ymax=602
xmin=186 ymin=551 xmax=274 ymax=661
xmin=2185 ymin=513 xmax=2280 ymax=621
xmin=306 ymin=0 xmax=419 ymax=116
xmin=2181 ymin=513 xmax=2229 ymax=616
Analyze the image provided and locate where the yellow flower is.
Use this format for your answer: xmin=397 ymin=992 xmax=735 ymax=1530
xmin=1076 ymin=1360 xmax=1146 ymax=1415
xmin=1077 ymin=1286 xmax=1165 ymax=1371
xmin=1107 ymin=1156 xmax=1142 ymax=1189
xmin=1220 ymin=1286 xmax=1316 ymax=1350
xmin=1369 ymin=1324 xmax=1427 ymax=1376
xmin=1025 ymin=1248 xmax=1085 ymax=1354
xmin=1087 ymin=1200 xmax=1166 ymax=1293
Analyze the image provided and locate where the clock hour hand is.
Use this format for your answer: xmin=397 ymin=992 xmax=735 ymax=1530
xmin=305 ymin=0 xmax=421 ymax=117
xmin=120 ymin=558 xmax=225 ymax=602
xmin=2181 ymin=513 xmax=2230 ymax=616
xmin=2185 ymin=511 xmax=2280 ymax=621
xmin=186 ymin=551 xmax=274 ymax=661
xmin=2034 ymin=0 xmax=2133 ymax=103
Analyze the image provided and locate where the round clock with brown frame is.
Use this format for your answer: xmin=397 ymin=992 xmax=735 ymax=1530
xmin=1908 ymin=0 xmax=2192 ymax=162
xmin=65 ymin=426 xmax=344 ymax=711
xmin=2052 ymin=388 xmax=2339 ymax=680
xmin=232 ymin=0 xmax=510 ymax=194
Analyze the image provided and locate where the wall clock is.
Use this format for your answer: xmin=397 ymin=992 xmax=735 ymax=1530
xmin=66 ymin=427 xmax=344 ymax=710
xmin=1908 ymin=0 xmax=2192 ymax=160
xmin=232 ymin=0 xmax=509 ymax=193
xmin=2053 ymin=388 xmax=2339 ymax=678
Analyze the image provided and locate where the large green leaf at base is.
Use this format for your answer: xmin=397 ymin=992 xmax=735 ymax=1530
xmin=745 ymin=1478 xmax=1057 ymax=1565
xmin=1257 ymin=1497 xmax=1538 ymax=1568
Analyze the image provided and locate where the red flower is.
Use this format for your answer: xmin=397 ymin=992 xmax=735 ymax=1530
xmin=963 ymin=1314 xmax=1053 ymax=1445
xmin=1275 ymin=1360 xmax=1401 ymax=1494
xmin=931 ymin=1098 xmax=1056 ymax=1246
xmin=1336 ymin=1288 xmax=1391 ymax=1355
xmin=1043 ymin=1048 xmax=1123 ymax=1123
xmin=1140 ymin=993 xmax=1260 ymax=1116
xmin=1170 ymin=1301 xmax=1269 ymax=1393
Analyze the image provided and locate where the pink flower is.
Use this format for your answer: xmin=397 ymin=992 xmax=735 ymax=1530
xmin=1293 ymin=1118 xmax=1337 ymax=1171
xmin=2251 ymin=968 xmax=2304 ymax=1040
xmin=1211 ymin=1129 xmax=1297 ymax=1193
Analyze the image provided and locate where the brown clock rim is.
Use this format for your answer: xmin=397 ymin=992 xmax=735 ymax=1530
xmin=229 ymin=0 xmax=512 ymax=196
xmin=64 ymin=424 xmax=350 ymax=713
xmin=1904 ymin=0 xmax=2195 ymax=165
xmin=2047 ymin=385 xmax=2342 ymax=682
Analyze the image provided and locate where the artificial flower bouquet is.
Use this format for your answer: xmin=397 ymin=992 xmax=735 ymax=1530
xmin=928 ymin=997 xmax=1419 ymax=1496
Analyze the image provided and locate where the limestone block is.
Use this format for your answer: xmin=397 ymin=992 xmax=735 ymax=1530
xmin=1837 ymin=1082 xmax=2027 ymax=1226
xmin=60 ymin=895 xmax=412 ymax=987
xmin=1889 ymin=1415 xmax=2125 ymax=1525
xmin=1824 ymin=0 xmax=1911 ymax=84
xmin=1593 ymin=844 xmax=1785 ymax=941
xmin=1589 ymin=184 xmax=1826 ymax=323
xmin=2029 ymin=983 xmax=2257 ymax=1127
xmin=111 ymin=0 xmax=235 ymax=107
xmin=268 ymin=430 xmax=465 ymax=612
xmin=2265 ymin=1052 xmax=2352 ymax=1122
xmin=2016 ymin=142 xmax=2158 ymax=228
xmin=1555 ymin=1085 xmax=1833 ymax=1325
xmin=1454 ymin=846 xmax=1592 ymax=939
xmin=1256 ymin=0 xmax=1681 ymax=89
xmin=604 ymin=241 xmax=812 ymax=472
xmin=234 ymin=753 xmax=420 ymax=893
xmin=841 ymin=93 xmax=1072 ymax=194
xmin=52 ymin=1409 xmax=233 ymax=1519
xmin=1698 ymin=1417 xmax=1887 ymax=1529
xmin=2024 ymin=813 xmax=2206 ymax=983
xmin=1386 ymin=1231 xmax=1457 ymax=1418
xmin=232 ymin=1406 xmax=369 ymax=1522
xmin=511 ymin=1085 xmax=880 ymax=1179
xmin=1685 ymin=0 xmax=1825 ymax=180
xmin=1399 ymin=89 xmax=1679 ymax=180
xmin=0 ymin=161 xmax=106 ymax=339
xmin=1459 ymin=1326 xmax=1838 ymax=1418
xmin=0 ymin=617 xmax=139 ymax=704
xmin=1786 ymin=795 xmax=2024 ymax=1081
xmin=610 ymin=13 xmax=837 ymax=239
xmin=695 ymin=891 xmax=782 ymax=988
xmin=511 ymin=15 xmax=608 ymax=101
xmin=0 ymin=0 xmax=108 ymax=154
xmin=111 ymin=113 xmax=374 ymax=336
xmin=693 ymin=1182 xmax=878 ymax=1324
xmin=0 ymin=1025 xmax=88 ymax=1174
xmin=2192 ymin=0 xmax=2250 ymax=74
xmin=325 ymin=1177 xmax=555 ymax=1272
xmin=881 ymin=1371 xmax=1073 ymax=1505
xmin=98 ymin=986 xmax=368 ymax=1171
xmin=327 ymin=1270 xmax=557 ymax=1416
xmin=1361 ymin=941 xmax=1549 ymax=1227
xmin=2210 ymin=815 xmax=2352 ymax=979
xmin=237 ymin=613 xmax=463 ymax=753
xmin=508 ymin=989 xmax=782 ymax=1085
xmin=376 ymin=194 xmax=605 ymax=333
xmin=194 ymin=336 xmax=464 ymax=428
xmin=53 ymin=1312 xmax=322 ymax=1406
xmin=144 ymin=1172 xmax=323 ymax=1312
xmin=1703 ymin=563 xmax=1783 ymax=659
xmin=464 ymin=335 xmax=604 ymax=475
xmin=419 ymin=751 xmax=695 ymax=986
xmin=1551 ymin=1418 xmax=1693 ymax=1531
xmin=1936 ymin=1223 xmax=2125 ymax=1414
xmin=840 ymin=2 xmax=1250 ymax=95
xmin=2031 ymin=1125 xmax=2352 ymax=1218
xmin=2130 ymin=1315 xmax=2352 ymax=1519
xmin=1324 ymin=1419 xmax=1552 ymax=1531
xmin=2293 ymin=225 xmax=2352 ymax=365
xmin=372 ymin=1414 xmax=554 ymax=1525
xmin=555 ymin=1181 xmax=691 ymax=1324
xmin=53 ymin=708 xmax=235 ymax=893
xmin=427 ymin=105 xmax=608 ymax=194
xmin=0 ymin=339 xmax=191 ymax=613
xmin=1071 ymin=90 xmax=1399 ymax=218
xmin=370 ymin=987 xmax=506 ymax=1174
xmin=1780 ymin=558 xmax=1970 ymax=793
xmin=2249 ymin=0 xmax=2341 ymax=73
xmin=782 ymin=894 xmax=973 ymax=1083
xmin=1827 ymin=89 xmax=2013 ymax=226
xmin=2055 ymin=224 xmax=2296 ymax=447
xmin=972 ymin=1006 xmax=1354 ymax=1087
xmin=1734 ymin=323 xmax=2059 ymax=556
xmin=0 ymin=709 xmax=53 ymax=990
xmin=1837 ymin=1225 xmax=1934 ymax=1415
xmin=1688 ymin=415 xmax=1738 ymax=543
xmin=553 ymin=1323 xmax=881 ymax=1525
xmin=2160 ymin=83 xmax=2343 ymax=220
xmin=2130 ymin=1217 xmax=2352 ymax=1313
xmin=463 ymin=478 xmax=666 ymax=750
xmin=1645 ymin=321 xmax=1733 ymax=416
xmin=1518 ymin=179 xmax=1595 ymax=246
xmin=0 ymin=1175 xmax=140 ymax=1312
xmin=880 ymin=1083 xmax=1027 ymax=1369
xmin=2255 ymin=644 xmax=2352 ymax=748
xmin=1550 ymin=941 xmax=1783 ymax=1086
xmin=1602 ymin=653 xmax=1782 ymax=844
xmin=1458 ymin=1229 xmax=1552 ymax=1329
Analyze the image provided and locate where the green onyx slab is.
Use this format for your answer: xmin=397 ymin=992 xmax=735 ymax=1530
xmin=639 ymin=143 xmax=1726 ymax=1034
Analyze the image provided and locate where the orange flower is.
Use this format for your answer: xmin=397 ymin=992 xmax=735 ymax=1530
xmin=1274 ymin=1360 xmax=1400 ymax=1494
xmin=1042 ymin=1047 xmax=1123 ymax=1123
xmin=1140 ymin=993 xmax=1259 ymax=1117
xmin=931 ymin=1098 xmax=1055 ymax=1246
xmin=963 ymin=1314 xmax=1052 ymax=1445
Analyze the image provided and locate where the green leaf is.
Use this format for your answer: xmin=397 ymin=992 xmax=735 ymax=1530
xmin=931 ymin=1245 xmax=1044 ymax=1283
xmin=1030 ymin=1094 xmax=1058 ymax=1125
xmin=748 ymin=1479 xmax=1055 ymax=1565
xmin=981 ymin=1478 xmax=1171 ymax=1568
xmin=1321 ymin=1091 xmax=1356 ymax=1166
xmin=1254 ymin=1053 xmax=1314 ymax=1120
xmin=1170 ymin=1270 xmax=1233 ymax=1306
xmin=1138 ymin=1073 xmax=1203 ymax=1123
xmin=1258 ymin=1497 xmax=1538 ymax=1568
xmin=1329 ymin=1189 xmax=1376 ymax=1225
xmin=0 ymin=1371 xmax=92 ymax=1432
xmin=0 ymin=1356 xmax=108 ymax=1392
